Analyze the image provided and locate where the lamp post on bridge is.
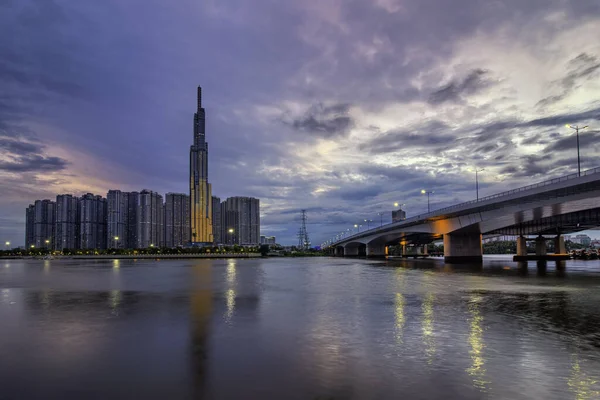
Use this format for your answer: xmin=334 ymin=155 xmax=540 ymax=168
xmin=364 ymin=219 xmax=373 ymax=230
xmin=475 ymin=168 xmax=484 ymax=201
xmin=421 ymin=190 xmax=434 ymax=213
xmin=566 ymin=124 xmax=589 ymax=177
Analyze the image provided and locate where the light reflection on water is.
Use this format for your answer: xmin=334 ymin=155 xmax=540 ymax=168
xmin=0 ymin=257 xmax=600 ymax=399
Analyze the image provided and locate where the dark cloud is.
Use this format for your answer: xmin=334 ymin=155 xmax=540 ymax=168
xmin=543 ymin=130 xmax=600 ymax=153
xmin=537 ymin=53 xmax=600 ymax=107
xmin=428 ymin=69 xmax=494 ymax=104
xmin=0 ymin=137 xmax=44 ymax=154
xmin=360 ymin=120 xmax=454 ymax=154
xmin=0 ymin=154 xmax=68 ymax=172
xmin=288 ymin=103 xmax=354 ymax=138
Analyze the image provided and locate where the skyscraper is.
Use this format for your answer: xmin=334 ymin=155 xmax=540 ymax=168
xmin=190 ymin=86 xmax=213 ymax=244
xmin=25 ymin=204 xmax=34 ymax=248
xmin=165 ymin=193 xmax=190 ymax=247
xmin=55 ymin=194 xmax=79 ymax=250
xmin=33 ymin=199 xmax=55 ymax=248
xmin=138 ymin=189 xmax=164 ymax=248
xmin=79 ymin=193 xmax=107 ymax=250
xmin=220 ymin=197 xmax=260 ymax=245
xmin=211 ymin=195 xmax=221 ymax=244
xmin=107 ymin=190 xmax=129 ymax=249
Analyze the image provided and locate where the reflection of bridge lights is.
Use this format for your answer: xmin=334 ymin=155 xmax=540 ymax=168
xmin=227 ymin=260 xmax=237 ymax=285
xmin=110 ymin=289 xmax=122 ymax=312
xmin=395 ymin=293 xmax=405 ymax=344
xmin=568 ymin=352 xmax=600 ymax=400
xmin=113 ymin=259 xmax=120 ymax=269
xmin=467 ymin=294 xmax=490 ymax=391
xmin=225 ymin=289 xmax=236 ymax=322
xmin=422 ymin=292 xmax=435 ymax=364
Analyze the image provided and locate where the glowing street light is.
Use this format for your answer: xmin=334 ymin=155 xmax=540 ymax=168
xmin=4 ymin=241 xmax=9 ymax=247
xmin=364 ymin=219 xmax=373 ymax=230
xmin=150 ymin=243 xmax=154 ymax=247
xmin=421 ymin=190 xmax=434 ymax=213
xmin=566 ymin=124 xmax=589 ymax=177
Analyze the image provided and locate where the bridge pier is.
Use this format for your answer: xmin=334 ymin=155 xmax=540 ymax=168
xmin=554 ymin=235 xmax=566 ymax=254
xmin=535 ymin=236 xmax=547 ymax=256
xmin=335 ymin=246 xmax=344 ymax=257
xmin=517 ymin=236 xmax=527 ymax=256
xmin=443 ymin=233 xmax=483 ymax=263
xmin=366 ymin=244 xmax=387 ymax=258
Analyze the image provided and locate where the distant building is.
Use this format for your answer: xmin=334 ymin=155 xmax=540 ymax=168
xmin=55 ymin=194 xmax=79 ymax=250
xmin=33 ymin=199 xmax=56 ymax=249
xmin=392 ymin=208 xmax=406 ymax=222
xmin=574 ymin=234 xmax=592 ymax=246
xmin=107 ymin=190 xmax=130 ymax=249
xmin=220 ymin=197 xmax=260 ymax=245
xmin=190 ymin=86 xmax=213 ymax=244
xmin=138 ymin=189 xmax=164 ymax=248
xmin=79 ymin=193 xmax=107 ymax=250
xmin=165 ymin=193 xmax=190 ymax=247
xmin=260 ymin=235 xmax=276 ymax=245
xmin=211 ymin=196 xmax=221 ymax=244
xmin=25 ymin=204 xmax=34 ymax=248
xmin=127 ymin=192 xmax=140 ymax=248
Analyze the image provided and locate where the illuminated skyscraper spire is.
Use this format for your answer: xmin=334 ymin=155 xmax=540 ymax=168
xmin=190 ymin=86 xmax=213 ymax=243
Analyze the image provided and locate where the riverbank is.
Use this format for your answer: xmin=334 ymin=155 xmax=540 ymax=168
xmin=0 ymin=253 xmax=262 ymax=260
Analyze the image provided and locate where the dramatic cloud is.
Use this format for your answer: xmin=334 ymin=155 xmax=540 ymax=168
xmin=1 ymin=0 xmax=600 ymax=245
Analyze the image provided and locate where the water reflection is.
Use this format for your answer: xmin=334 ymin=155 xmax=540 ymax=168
xmin=568 ymin=351 xmax=600 ymax=400
xmin=394 ymin=268 xmax=406 ymax=345
xmin=190 ymin=263 xmax=213 ymax=397
xmin=225 ymin=259 xmax=237 ymax=323
xmin=109 ymin=290 xmax=121 ymax=315
xmin=421 ymin=292 xmax=435 ymax=364
xmin=466 ymin=293 xmax=490 ymax=391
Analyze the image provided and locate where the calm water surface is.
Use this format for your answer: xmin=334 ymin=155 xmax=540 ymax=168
xmin=1 ymin=256 xmax=600 ymax=399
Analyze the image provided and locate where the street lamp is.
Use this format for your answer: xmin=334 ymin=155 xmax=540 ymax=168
xmin=354 ymin=224 xmax=362 ymax=233
xmin=421 ymin=190 xmax=434 ymax=213
xmin=475 ymin=168 xmax=484 ymax=201
xmin=566 ymin=124 xmax=589 ymax=176
xmin=150 ymin=243 xmax=154 ymax=247
xmin=377 ymin=212 xmax=383 ymax=227
xmin=4 ymin=241 xmax=9 ymax=248
xmin=364 ymin=219 xmax=373 ymax=230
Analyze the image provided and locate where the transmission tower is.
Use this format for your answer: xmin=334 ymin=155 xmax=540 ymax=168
xmin=297 ymin=210 xmax=311 ymax=250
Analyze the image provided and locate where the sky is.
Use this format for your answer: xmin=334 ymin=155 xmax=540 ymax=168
xmin=1 ymin=0 xmax=600 ymax=246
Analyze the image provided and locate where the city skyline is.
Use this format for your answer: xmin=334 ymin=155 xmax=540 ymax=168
xmin=1 ymin=1 xmax=600 ymax=246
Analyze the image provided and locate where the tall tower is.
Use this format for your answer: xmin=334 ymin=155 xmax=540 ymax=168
xmin=297 ymin=210 xmax=310 ymax=250
xmin=190 ymin=86 xmax=213 ymax=244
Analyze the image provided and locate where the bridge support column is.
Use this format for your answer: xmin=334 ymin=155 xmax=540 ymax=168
xmin=401 ymin=244 xmax=406 ymax=256
xmin=443 ymin=233 xmax=482 ymax=263
xmin=517 ymin=236 xmax=527 ymax=256
xmin=335 ymin=246 xmax=344 ymax=257
xmin=419 ymin=245 xmax=428 ymax=255
xmin=367 ymin=244 xmax=387 ymax=258
xmin=554 ymin=235 xmax=566 ymax=254
xmin=535 ymin=236 xmax=547 ymax=256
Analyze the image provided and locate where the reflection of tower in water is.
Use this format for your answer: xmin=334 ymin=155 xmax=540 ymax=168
xmin=190 ymin=263 xmax=213 ymax=397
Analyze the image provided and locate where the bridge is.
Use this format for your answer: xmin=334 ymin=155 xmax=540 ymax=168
xmin=326 ymin=167 xmax=600 ymax=263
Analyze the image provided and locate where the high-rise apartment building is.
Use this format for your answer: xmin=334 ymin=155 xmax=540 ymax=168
xmin=107 ymin=190 xmax=130 ymax=249
xmin=260 ymin=235 xmax=276 ymax=245
xmin=220 ymin=197 xmax=260 ymax=245
xmin=127 ymin=192 xmax=139 ymax=248
xmin=165 ymin=193 xmax=190 ymax=247
xmin=138 ymin=189 xmax=164 ymax=248
xmin=211 ymin=196 xmax=221 ymax=244
xmin=79 ymin=193 xmax=107 ymax=250
xmin=190 ymin=86 xmax=213 ymax=244
xmin=25 ymin=204 xmax=35 ymax=248
xmin=33 ymin=199 xmax=56 ymax=248
xmin=55 ymin=194 xmax=79 ymax=250
xmin=392 ymin=208 xmax=406 ymax=222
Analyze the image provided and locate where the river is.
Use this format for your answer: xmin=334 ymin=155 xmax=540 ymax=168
xmin=1 ymin=256 xmax=600 ymax=399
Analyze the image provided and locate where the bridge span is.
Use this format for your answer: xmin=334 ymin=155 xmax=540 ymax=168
xmin=327 ymin=167 xmax=600 ymax=263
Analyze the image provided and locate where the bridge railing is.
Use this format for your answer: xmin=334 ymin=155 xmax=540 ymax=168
xmin=331 ymin=166 xmax=600 ymax=245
